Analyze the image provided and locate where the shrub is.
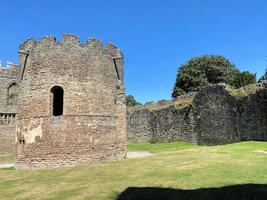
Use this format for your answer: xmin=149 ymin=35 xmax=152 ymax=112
xmin=126 ymin=95 xmax=142 ymax=107
xmin=172 ymin=55 xmax=256 ymax=97
xmin=233 ymin=71 xmax=256 ymax=88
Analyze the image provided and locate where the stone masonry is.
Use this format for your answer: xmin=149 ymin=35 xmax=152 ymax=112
xmin=15 ymin=34 xmax=127 ymax=168
xmin=128 ymin=84 xmax=267 ymax=145
xmin=1 ymin=34 xmax=267 ymax=166
xmin=0 ymin=61 xmax=20 ymax=155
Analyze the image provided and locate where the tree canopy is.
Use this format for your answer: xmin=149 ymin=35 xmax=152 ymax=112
xmin=172 ymin=55 xmax=256 ymax=98
xmin=126 ymin=95 xmax=142 ymax=107
xmin=234 ymin=71 xmax=256 ymax=88
xmin=259 ymin=68 xmax=267 ymax=82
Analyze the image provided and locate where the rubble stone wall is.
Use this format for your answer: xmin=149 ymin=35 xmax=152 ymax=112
xmin=0 ymin=126 xmax=15 ymax=155
xmin=0 ymin=62 xmax=20 ymax=155
xmin=127 ymin=84 xmax=267 ymax=145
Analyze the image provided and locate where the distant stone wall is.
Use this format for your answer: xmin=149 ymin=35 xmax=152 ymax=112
xmin=192 ymin=85 xmax=241 ymax=145
xmin=0 ymin=62 xmax=20 ymax=113
xmin=127 ymin=106 xmax=197 ymax=144
xmin=0 ymin=126 xmax=15 ymax=155
xmin=0 ymin=61 xmax=20 ymax=155
xmin=127 ymin=84 xmax=267 ymax=145
xmin=0 ymin=114 xmax=16 ymax=155
xmin=127 ymin=108 xmax=152 ymax=143
xmin=237 ymin=87 xmax=267 ymax=141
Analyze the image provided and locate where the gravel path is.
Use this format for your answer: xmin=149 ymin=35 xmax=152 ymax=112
xmin=127 ymin=151 xmax=153 ymax=159
xmin=0 ymin=163 xmax=14 ymax=168
xmin=255 ymin=150 xmax=267 ymax=154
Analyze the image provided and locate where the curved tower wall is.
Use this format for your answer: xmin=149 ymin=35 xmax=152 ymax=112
xmin=15 ymin=34 xmax=126 ymax=168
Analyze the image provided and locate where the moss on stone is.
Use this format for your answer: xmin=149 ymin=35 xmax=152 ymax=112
xmin=226 ymin=83 xmax=261 ymax=98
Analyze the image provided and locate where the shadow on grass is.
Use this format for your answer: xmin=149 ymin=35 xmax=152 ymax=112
xmin=116 ymin=184 xmax=267 ymax=200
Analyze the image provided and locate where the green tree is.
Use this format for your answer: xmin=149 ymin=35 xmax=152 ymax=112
xmin=234 ymin=71 xmax=256 ymax=88
xmin=126 ymin=95 xmax=141 ymax=107
xmin=172 ymin=55 xmax=255 ymax=97
xmin=258 ymin=68 xmax=267 ymax=82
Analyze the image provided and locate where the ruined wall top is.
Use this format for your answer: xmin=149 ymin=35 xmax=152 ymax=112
xmin=18 ymin=34 xmax=125 ymax=84
xmin=0 ymin=60 xmax=20 ymax=78
xmin=19 ymin=34 xmax=123 ymax=59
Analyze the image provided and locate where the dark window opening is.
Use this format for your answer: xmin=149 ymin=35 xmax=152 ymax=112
xmin=7 ymin=82 xmax=18 ymax=106
xmin=51 ymin=86 xmax=64 ymax=116
xmin=19 ymin=139 xmax=25 ymax=144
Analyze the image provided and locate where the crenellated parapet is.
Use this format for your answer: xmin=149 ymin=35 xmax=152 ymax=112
xmin=19 ymin=34 xmax=123 ymax=59
xmin=18 ymin=34 xmax=124 ymax=85
xmin=0 ymin=61 xmax=20 ymax=78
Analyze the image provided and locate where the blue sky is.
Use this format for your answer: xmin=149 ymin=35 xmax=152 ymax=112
xmin=0 ymin=0 xmax=266 ymax=103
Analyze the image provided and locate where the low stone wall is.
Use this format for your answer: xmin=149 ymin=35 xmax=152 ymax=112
xmin=237 ymin=87 xmax=267 ymax=141
xmin=127 ymin=84 xmax=267 ymax=145
xmin=128 ymin=106 xmax=197 ymax=144
xmin=0 ymin=126 xmax=15 ymax=155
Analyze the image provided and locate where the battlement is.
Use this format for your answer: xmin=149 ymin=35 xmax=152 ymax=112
xmin=15 ymin=34 xmax=127 ymax=168
xmin=0 ymin=60 xmax=20 ymax=78
xmin=18 ymin=34 xmax=125 ymax=84
xmin=19 ymin=34 xmax=123 ymax=58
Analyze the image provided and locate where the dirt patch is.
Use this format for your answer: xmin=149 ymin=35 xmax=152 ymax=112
xmin=0 ymin=163 xmax=14 ymax=168
xmin=255 ymin=150 xmax=267 ymax=154
xmin=127 ymin=151 xmax=153 ymax=159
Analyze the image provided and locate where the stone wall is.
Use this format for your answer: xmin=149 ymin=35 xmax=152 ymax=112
xmin=15 ymin=34 xmax=127 ymax=168
xmin=0 ymin=62 xmax=20 ymax=113
xmin=0 ymin=125 xmax=15 ymax=155
xmin=127 ymin=84 xmax=267 ymax=145
xmin=237 ymin=87 xmax=267 ymax=141
xmin=127 ymin=106 xmax=197 ymax=144
xmin=0 ymin=61 xmax=20 ymax=155
xmin=192 ymin=85 xmax=241 ymax=145
xmin=127 ymin=108 xmax=152 ymax=143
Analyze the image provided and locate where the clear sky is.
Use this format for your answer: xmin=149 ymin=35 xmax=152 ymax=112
xmin=0 ymin=0 xmax=266 ymax=103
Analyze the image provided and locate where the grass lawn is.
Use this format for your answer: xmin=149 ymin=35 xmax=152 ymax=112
xmin=0 ymin=141 xmax=266 ymax=200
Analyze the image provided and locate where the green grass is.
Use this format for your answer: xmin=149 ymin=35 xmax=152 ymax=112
xmin=0 ymin=141 xmax=266 ymax=200
xmin=226 ymin=83 xmax=260 ymax=98
xmin=128 ymin=141 xmax=196 ymax=153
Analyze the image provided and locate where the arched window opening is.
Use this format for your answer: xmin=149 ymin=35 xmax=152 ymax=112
xmin=51 ymin=86 xmax=64 ymax=116
xmin=7 ymin=82 xmax=18 ymax=106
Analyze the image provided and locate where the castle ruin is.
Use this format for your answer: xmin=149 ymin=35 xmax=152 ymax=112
xmin=0 ymin=34 xmax=266 ymax=169
xmin=127 ymin=84 xmax=267 ymax=145
xmin=0 ymin=61 xmax=20 ymax=155
xmin=14 ymin=34 xmax=127 ymax=168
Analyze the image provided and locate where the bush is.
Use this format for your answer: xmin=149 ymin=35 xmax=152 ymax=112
xmin=172 ymin=55 xmax=256 ymax=97
xmin=233 ymin=71 xmax=256 ymax=88
xmin=126 ymin=95 xmax=141 ymax=107
xmin=258 ymin=68 xmax=267 ymax=82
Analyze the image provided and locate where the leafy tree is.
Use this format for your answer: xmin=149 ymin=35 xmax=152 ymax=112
xmin=172 ymin=55 xmax=256 ymax=97
xmin=172 ymin=55 xmax=239 ymax=98
xmin=234 ymin=71 xmax=256 ymax=88
xmin=126 ymin=95 xmax=141 ymax=107
xmin=258 ymin=68 xmax=267 ymax=82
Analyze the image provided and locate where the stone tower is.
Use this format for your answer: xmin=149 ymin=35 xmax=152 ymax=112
xmin=15 ymin=34 xmax=127 ymax=168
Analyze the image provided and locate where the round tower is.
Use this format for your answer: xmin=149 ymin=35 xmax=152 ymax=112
xmin=15 ymin=34 xmax=127 ymax=168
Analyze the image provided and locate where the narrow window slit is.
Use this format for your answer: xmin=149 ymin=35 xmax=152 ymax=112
xmin=51 ymin=86 xmax=64 ymax=116
xmin=19 ymin=139 xmax=25 ymax=144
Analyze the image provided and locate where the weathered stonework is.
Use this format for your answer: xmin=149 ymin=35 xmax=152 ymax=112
xmin=1 ymin=35 xmax=266 ymax=163
xmin=0 ymin=61 xmax=20 ymax=155
xmin=127 ymin=84 xmax=267 ymax=145
xmin=15 ymin=34 xmax=127 ymax=168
